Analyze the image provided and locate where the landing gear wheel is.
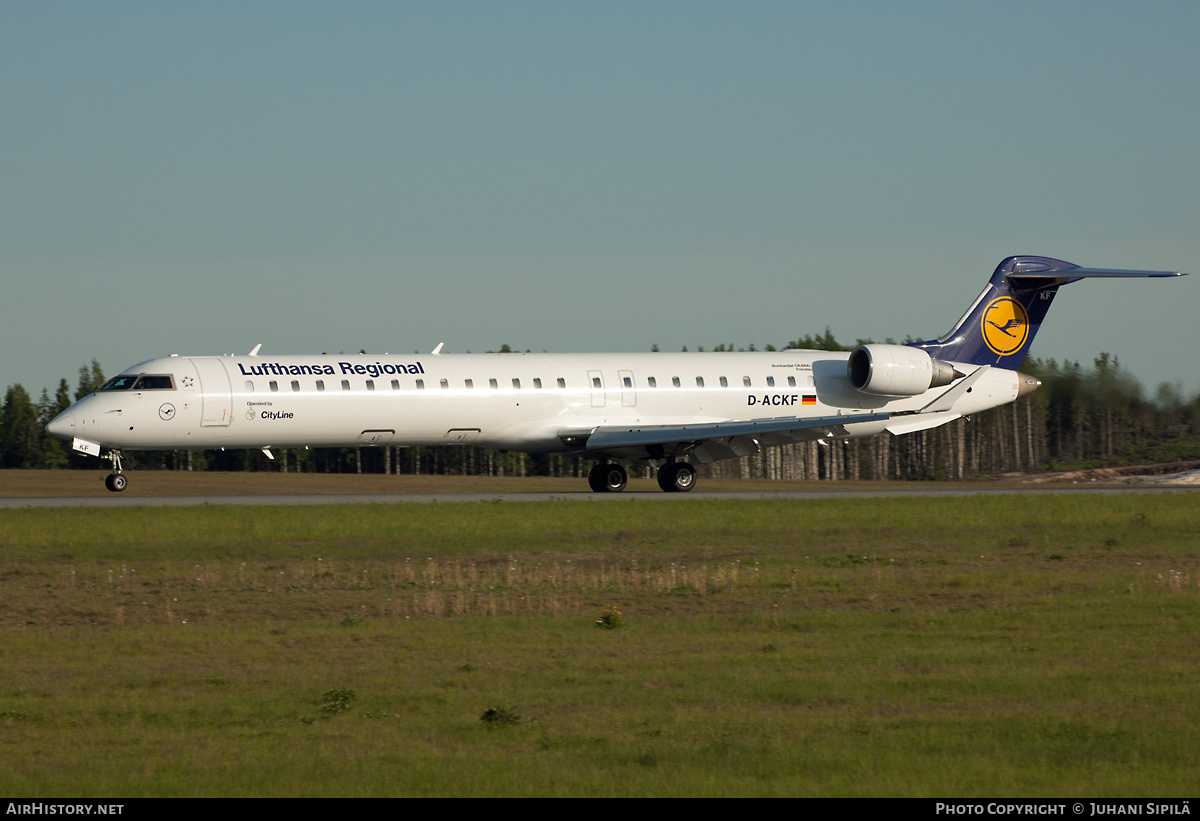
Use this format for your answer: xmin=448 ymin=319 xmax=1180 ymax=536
xmin=103 ymin=449 xmax=127 ymax=492
xmin=588 ymin=463 xmax=627 ymax=493
xmin=657 ymin=461 xmax=696 ymax=493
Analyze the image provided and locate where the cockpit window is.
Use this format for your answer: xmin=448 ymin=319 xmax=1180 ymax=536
xmin=99 ymin=376 xmax=139 ymax=391
xmin=99 ymin=375 xmax=175 ymax=391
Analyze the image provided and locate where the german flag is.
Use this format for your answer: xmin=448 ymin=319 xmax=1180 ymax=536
xmin=802 ymin=395 xmax=817 ymax=406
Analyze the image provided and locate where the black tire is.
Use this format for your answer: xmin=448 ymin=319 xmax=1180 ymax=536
xmin=106 ymin=474 xmax=128 ymax=492
xmin=588 ymin=463 xmax=627 ymax=492
xmin=599 ymin=463 xmax=627 ymax=492
xmin=657 ymin=462 xmax=696 ymax=492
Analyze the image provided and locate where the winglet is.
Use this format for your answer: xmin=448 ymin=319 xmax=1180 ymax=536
xmin=249 ymin=344 xmax=262 ymax=356
xmin=431 ymin=342 xmax=444 ymax=355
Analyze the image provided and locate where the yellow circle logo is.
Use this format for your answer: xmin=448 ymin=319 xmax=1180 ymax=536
xmin=981 ymin=297 xmax=1029 ymax=356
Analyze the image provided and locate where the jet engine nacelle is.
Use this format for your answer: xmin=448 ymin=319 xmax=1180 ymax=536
xmin=847 ymin=344 xmax=961 ymax=397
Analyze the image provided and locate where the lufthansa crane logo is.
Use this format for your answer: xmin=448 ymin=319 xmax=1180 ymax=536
xmin=981 ymin=297 xmax=1029 ymax=356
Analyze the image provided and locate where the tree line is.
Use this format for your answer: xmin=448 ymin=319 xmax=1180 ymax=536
xmin=4 ymin=338 xmax=1199 ymax=480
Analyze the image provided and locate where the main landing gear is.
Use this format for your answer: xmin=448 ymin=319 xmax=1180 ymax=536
xmin=656 ymin=461 xmax=696 ymax=493
xmin=104 ymin=450 xmax=127 ymax=492
xmin=587 ymin=460 xmax=697 ymax=493
xmin=588 ymin=462 xmax=628 ymax=493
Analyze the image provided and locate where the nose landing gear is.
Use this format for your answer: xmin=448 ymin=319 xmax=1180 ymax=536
xmin=104 ymin=450 xmax=127 ymax=492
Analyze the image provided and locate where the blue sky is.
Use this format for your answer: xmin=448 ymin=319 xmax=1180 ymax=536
xmin=2 ymin=1 xmax=1196 ymax=400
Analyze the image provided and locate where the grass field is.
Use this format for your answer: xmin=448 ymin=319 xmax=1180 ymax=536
xmin=2 ymin=486 xmax=1198 ymax=796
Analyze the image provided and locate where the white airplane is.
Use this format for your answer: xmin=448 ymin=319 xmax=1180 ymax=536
xmin=47 ymin=256 xmax=1185 ymax=493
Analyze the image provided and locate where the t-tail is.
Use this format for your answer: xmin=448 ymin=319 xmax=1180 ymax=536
xmin=908 ymin=255 xmax=1185 ymax=369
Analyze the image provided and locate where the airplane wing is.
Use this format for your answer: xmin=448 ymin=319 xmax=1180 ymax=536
xmin=561 ymin=411 xmax=896 ymax=462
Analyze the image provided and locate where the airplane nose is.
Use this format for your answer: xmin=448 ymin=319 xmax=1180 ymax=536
xmin=46 ymin=411 xmax=75 ymax=441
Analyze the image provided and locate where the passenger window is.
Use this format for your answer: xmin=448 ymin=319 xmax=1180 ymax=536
xmin=533 ymin=378 xmax=542 ymax=389
xmin=291 ymin=381 xmax=300 ymax=392
xmin=513 ymin=378 xmax=521 ymax=389
xmin=743 ymin=376 xmax=752 ymax=387
xmin=489 ymin=378 xmax=498 ymax=389
xmin=623 ymin=376 xmax=633 ymax=388
xmin=245 ymin=381 xmax=254 ymax=392
xmin=719 ymin=376 xmax=728 ymax=387
xmin=648 ymin=377 xmax=657 ymax=388
xmin=440 ymin=379 xmax=449 ymax=389
xmin=592 ymin=377 xmax=601 ymax=388
xmin=695 ymin=376 xmax=704 ymax=387
xmin=557 ymin=378 xmax=566 ymax=388
xmin=316 ymin=380 xmax=325 ymax=391
xmin=390 ymin=380 xmax=399 ymax=390
xmin=465 ymin=379 xmax=474 ymax=389
xmin=269 ymin=381 xmax=278 ymax=392
xmin=366 ymin=380 xmax=375 ymax=391
xmin=341 ymin=380 xmax=350 ymax=391
xmin=415 ymin=380 xmax=425 ymax=390
xmin=788 ymin=376 xmax=796 ymax=387
xmin=767 ymin=376 xmax=775 ymax=387
xmin=672 ymin=377 xmax=681 ymax=387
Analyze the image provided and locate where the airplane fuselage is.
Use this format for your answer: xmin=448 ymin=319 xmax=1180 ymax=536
xmin=51 ymin=349 xmax=1022 ymax=455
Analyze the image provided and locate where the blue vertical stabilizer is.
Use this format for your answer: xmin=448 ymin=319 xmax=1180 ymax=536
xmin=908 ymin=256 xmax=1184 ymax=369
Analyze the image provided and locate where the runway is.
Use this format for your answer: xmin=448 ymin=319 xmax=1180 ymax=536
xmin=4 ymin=485 xmax=1199 ymax=508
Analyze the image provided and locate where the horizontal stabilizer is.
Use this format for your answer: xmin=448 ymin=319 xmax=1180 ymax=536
xmin=1007 ymin=267 xmax=1184 ymax=289
xmin=920 ymin=365 xmax=990 ymax=414
xmin=886 ymin=411 xmax=961 ymax=436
